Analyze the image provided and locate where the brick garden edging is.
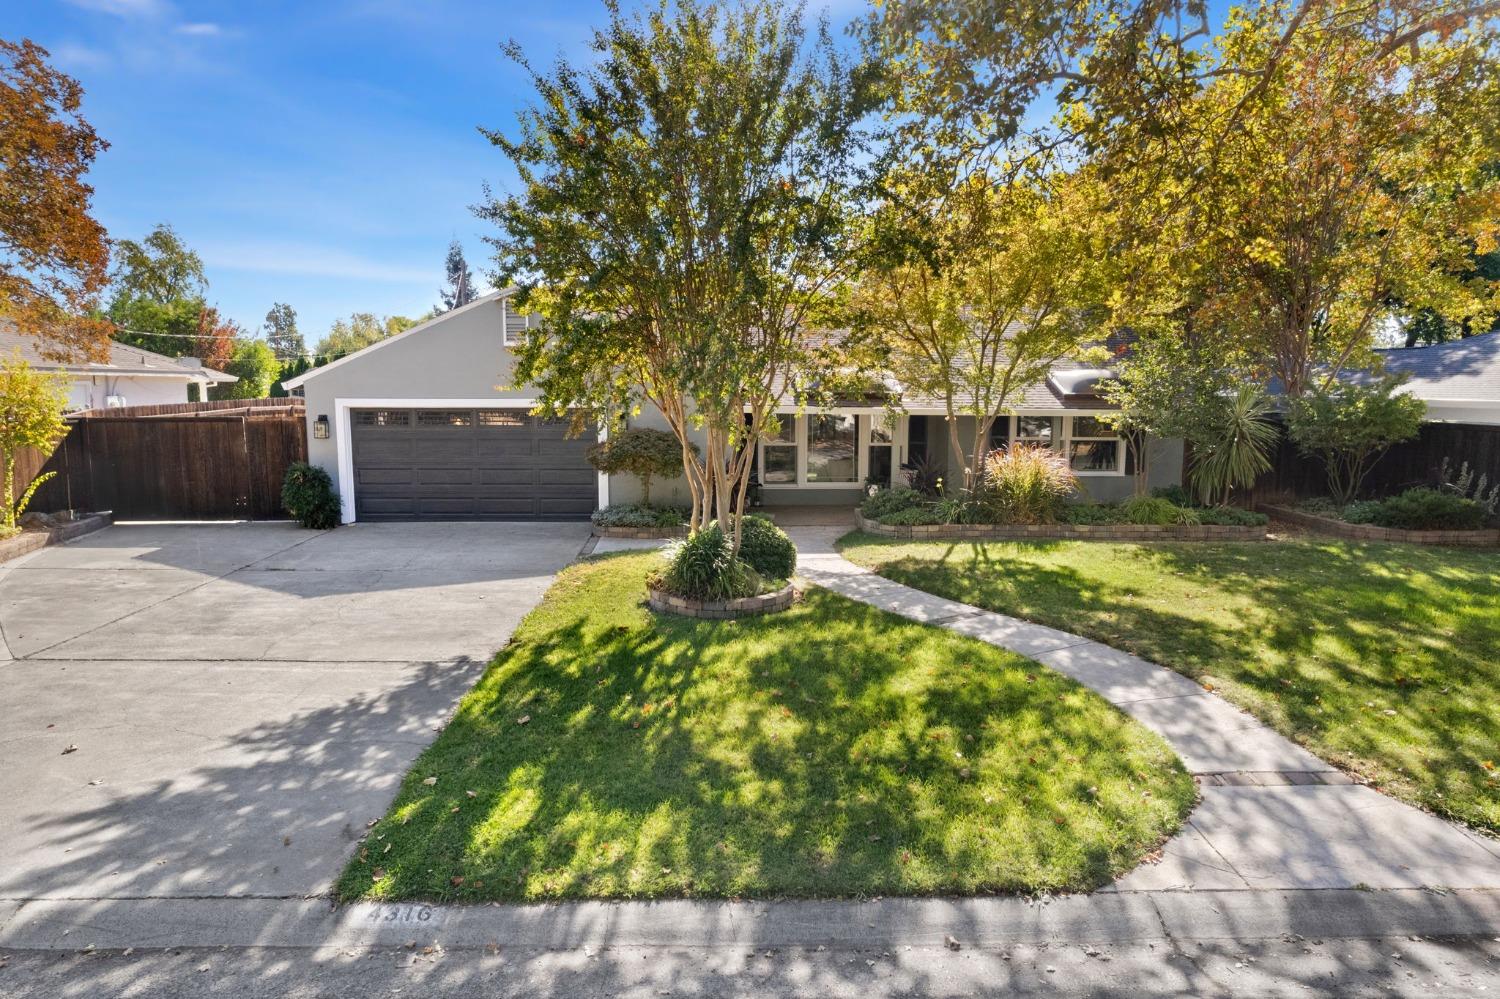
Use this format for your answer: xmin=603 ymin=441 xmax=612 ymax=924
xmin=855 ymin=512 xmax=1267 ymax=542
xmin=647 ymin=581 xmax=797 ymax=619
xmin=1260 ymin=504 xmax=1500 ymax=547
xmin=0 ymin=513 xmax=113 ymax=566
xmin=592 ymin=524 xmax=690 ymax=540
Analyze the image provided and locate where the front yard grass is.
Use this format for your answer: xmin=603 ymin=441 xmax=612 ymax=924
xmin=840 ymin=533 xmax=1500 ymax=833
xmin=337 ymin=552 xmax=1194 ymax=902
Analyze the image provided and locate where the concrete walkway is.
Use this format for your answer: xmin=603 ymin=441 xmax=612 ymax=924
xmin=785 ymin=525 xmax=1500 ymax=893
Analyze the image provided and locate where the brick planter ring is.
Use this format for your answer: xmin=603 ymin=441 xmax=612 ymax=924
xmin=592 ymin=524 xmax=690 ymax=540
xmin=855 ymin=513 xmax=1267 ymax=542
xmin=648 ymin=582 xmax=797 ymax=619
xmin=1260 ymin=505 xmax=1500 ymax=547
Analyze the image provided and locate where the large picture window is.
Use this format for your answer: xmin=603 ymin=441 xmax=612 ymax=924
xmin=806 ymin=414 xmax=858 ymax=483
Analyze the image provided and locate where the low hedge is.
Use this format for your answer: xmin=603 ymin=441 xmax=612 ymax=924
xmin=1296 ymin=489 xmax=1489 ymax=531
xmin=859 ymin=488 xmax=1268 ymax=530
xmin=592 ymin=503 xmax=688 ymax=529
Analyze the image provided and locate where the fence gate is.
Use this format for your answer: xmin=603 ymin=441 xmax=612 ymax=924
xmin=24 ymin=401 xmax=307 ymax=520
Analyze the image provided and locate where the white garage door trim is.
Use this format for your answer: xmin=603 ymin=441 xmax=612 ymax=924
xmin=334 ymin=398 xmax=609 ymax=524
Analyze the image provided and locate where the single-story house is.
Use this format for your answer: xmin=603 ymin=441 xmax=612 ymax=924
xmin=0 ymin=324 xmax=238 ymax=412
xmin=283 ymin=289 xmax=1182 ymax=523
xmin=1373 ymin=331 xmax=1500 ymax=426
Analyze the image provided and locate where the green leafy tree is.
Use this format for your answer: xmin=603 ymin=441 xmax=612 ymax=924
xmin=484 ymin=0 xmax=875 ymax=547
xmin=271 ymin=355 xmax=311 ymax=397
xmin=586 ymin=428 xmax=695 ymax=505
xmin=262 ymin=302 xmax=304 ymax=361
xmin=1102 ymin=329 xmax=1235 ymax=496
xmin=107 ymin=223 xmax=211 ymax=358
xmin=110 ymin=223 xmax=205 ymax=306
xmin=1287 ymin=374 xmax=1427 ymax=504
xmin=315 ymin=313 xmax=418 ymax=360
xmin=439 ymin=240 xmax=478 ymax=312
xmin=853 ymin=170 xmax=1111 ymax=489
xmin=0 ymin=351 xmax=70 ymax=536
xmin=214 ymin=339 xmax=280 ymax=400
xmin=870 ymin=1 xmax=1500 ymax=397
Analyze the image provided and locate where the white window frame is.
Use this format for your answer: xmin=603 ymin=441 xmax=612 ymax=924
xmin=758 ymin=412 xmax=904 ymax=489
xmin=993 ymin=413 xmax=1126 ymax=477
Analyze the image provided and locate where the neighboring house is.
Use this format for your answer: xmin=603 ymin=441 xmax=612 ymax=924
xmin=0 ymin=324 xmax=238 ymax=412
xmin=1373 ymin=331 xmax=1500 ymax=426
xmin=284 ymin=289 xmax=1182 ymax=523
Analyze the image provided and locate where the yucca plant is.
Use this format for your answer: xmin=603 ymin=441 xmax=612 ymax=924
xmin=1188 ymin=386 xmax=1278 ymax=506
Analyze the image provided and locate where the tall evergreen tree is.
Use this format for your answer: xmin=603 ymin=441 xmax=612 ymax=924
xmin=439 ymin=239 xmax=477 ymax=311
xmin=262 ymin=302 xmax=304 ymax=360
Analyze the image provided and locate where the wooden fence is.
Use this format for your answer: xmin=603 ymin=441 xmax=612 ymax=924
xmin=1247 ymin=420 xmax=1500 ymax=503
xmin=20 ymin=401 xmax=307 ymax=520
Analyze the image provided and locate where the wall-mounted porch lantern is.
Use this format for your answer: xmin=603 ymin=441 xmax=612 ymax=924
xmin=313 ymin=414 xmax=330 ymax=439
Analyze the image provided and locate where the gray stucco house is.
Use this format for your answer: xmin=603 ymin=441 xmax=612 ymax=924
xmin=282 ymin=288 xmax=1181 ymax=523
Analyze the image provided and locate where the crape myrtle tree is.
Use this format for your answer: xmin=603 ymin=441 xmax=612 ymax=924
xmin=481 ymin=0 xmax=876 ymax=549
xmin=851 ymin=168 xmax=1112 ymax=491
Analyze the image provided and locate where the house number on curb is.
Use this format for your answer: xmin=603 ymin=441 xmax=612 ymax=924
xmin=365 ymin=905 xmax=439 ymax=924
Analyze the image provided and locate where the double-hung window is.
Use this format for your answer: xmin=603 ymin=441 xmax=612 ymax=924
xmin=1066 ymin=416 xmax=1123 ymax=473
xmin=1015 ymin=415 xmax=1059 ymax=447
xmin=761 ymin=418 xmax=798 ymax=484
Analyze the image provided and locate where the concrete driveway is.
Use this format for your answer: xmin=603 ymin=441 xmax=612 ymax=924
xmin=0 ymin=520 xmax=590 ymax=901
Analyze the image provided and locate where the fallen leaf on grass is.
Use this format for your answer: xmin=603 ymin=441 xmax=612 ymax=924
xmin=422 ymin=776 xmax=438 ymax=786
xmin=516 ymin=715 xmax=531 ymax=725
xmin=372 ymin=867 xmax=386 ymax=880
xmin=465 ymin=790 xmax=477 ymax=798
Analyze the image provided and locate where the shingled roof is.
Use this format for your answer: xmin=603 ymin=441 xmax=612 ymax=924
xmin=1374 ymin=332 xmax=1500 ymax=403
xmin=0 ymin=323 xmax=237 ymax=384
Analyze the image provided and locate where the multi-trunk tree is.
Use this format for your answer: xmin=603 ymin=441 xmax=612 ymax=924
xmin=852 ymin=169 xmax=1111 ymax=490
xmin=483 ymin=0 xmax=875 ymax=549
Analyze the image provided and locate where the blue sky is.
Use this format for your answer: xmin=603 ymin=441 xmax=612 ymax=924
xmin=13 ymin=0 xmax=861 ymax=348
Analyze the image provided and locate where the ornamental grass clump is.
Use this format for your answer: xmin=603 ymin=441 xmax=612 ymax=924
xmin=979 ymin=444 xmax=1077 ymax=524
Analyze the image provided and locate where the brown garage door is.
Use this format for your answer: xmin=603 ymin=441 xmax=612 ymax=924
xmin=350 ymin=408 xmax=596 ymax=521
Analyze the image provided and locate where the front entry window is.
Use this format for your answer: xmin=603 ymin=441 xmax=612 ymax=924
xmin=868 ymin=420 xmax=894 ymax=487
xmin=806 ymin=415 xmax=857 ymax=483
xmin=762 ymin=418 xmax=798 ymax=484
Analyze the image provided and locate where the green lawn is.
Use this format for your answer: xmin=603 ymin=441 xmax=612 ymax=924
xmin=337 ymin=552 xmax=1194 ymax=902
xmin=840 ymin=533 xmax=1500 ymax=833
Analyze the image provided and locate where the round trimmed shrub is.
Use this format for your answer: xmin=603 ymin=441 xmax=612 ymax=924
xmin=282 ymin=462 xmax=341 ymax=529
xmin=659 ymin=523 xmax=760 ymax=601
xmin=737 ymin=515 xmax=796 ymax=580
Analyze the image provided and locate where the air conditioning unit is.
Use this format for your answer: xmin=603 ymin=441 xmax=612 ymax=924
xmin=105 ymin=395 xmax=127 ymax=408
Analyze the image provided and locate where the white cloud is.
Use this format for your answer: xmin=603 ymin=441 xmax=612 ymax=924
xmin=51 ymin=42 xmax=113 ymax=71
xmin=64 ymin=0 xmax=170 ymax=17
xmin=202 ymin=242 xmax=434 ymax=285
xmin=174 ymin=22 xmax=223 ymax=37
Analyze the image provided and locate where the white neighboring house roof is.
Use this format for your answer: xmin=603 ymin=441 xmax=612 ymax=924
xmin=280 ymin=289 xmax=514 ymax=391
xmin=0 ymin=322 xmax=238 ymax=385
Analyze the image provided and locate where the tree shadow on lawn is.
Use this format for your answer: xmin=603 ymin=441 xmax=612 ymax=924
xmin=340 ymin=564 xmax=1194 ymax=903
xmin=859 ymin=536 xmax=1500 ymax=832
